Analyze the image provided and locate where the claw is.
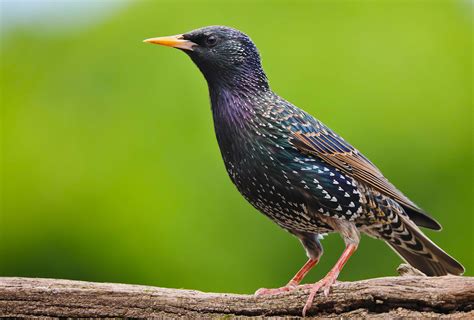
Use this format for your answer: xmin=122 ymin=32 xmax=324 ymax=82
xmin=255 ymin=258 xmax=319 ymax=299
xmin=255 ymin=282 xmax=298 ymax=296
xmin=255 ymin=287 xmax=288 ymax=295
xmin=302 ymin=271 xmax=338 ymax=317
xmin=323 ymin=284 xmax=331 ymax=296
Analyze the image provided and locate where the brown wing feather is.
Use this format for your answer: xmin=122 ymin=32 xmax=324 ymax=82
xmin=292 ymin=130 xmax=421 ymax=212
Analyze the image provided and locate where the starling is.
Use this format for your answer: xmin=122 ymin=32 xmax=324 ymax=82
xmin=144 ymin=26 xmax=464 ymax=315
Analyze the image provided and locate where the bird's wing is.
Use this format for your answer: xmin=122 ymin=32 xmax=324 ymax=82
xmin=285 ymin=112 xmax=421 ymax=213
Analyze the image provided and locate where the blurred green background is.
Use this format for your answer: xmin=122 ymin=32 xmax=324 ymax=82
xmin=1 ymin=0 xmax=472 ymax=293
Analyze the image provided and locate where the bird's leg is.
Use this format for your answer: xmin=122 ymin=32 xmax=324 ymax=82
xmin=255 ymin=258 xmax=318 ymax=295
xmin=302 ymin=243 xmax=357 ymax=316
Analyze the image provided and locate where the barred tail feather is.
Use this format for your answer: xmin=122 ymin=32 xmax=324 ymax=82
xmin=385 ymin=216 xmax=464 ymax=276
xmin=388 ymin=240 xmax=464 ymax=276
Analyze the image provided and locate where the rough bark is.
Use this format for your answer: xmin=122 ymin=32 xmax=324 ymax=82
xmin=0 ymin=268 xmax=472 ymax=319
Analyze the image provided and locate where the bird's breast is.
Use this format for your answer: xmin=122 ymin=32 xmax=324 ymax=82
xmin=213 ymin=121 xmax=336 ymax=233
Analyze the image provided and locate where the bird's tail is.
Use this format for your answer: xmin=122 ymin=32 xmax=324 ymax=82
xmin=383 ymin=214 xmax=464 ymax=276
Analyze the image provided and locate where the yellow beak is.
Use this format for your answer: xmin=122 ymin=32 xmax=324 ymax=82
xmin=143 ymin=34 xmax=196 ymax=51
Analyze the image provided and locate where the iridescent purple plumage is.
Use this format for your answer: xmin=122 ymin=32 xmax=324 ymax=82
xmin=145 ymin=25 xmax=464 ymax=316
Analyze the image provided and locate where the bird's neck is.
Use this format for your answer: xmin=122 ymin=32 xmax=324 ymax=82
xmin=209 ymin=79 xmax=271 ymax=126
xmin=208 ymin=78 xmax=273 ymax=157
xmin=207 ymin=64 xmax=271 ymax=112
xmin=205 ymin=61 xmax=269 ymax=91
xmin=208 ymin=85 xmax=256 ymax=166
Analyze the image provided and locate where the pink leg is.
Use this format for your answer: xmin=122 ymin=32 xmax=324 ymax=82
xmin=302 ymin=243 xmax=357 ymax=316
xmin=255 ymin=258 xmax=318 ymax=295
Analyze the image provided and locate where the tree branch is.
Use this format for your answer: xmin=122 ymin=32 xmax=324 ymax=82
xmin=1 ymin=268 xmax=472 ymax=318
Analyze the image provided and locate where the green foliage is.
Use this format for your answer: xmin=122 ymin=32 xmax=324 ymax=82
xmin=1 ymin=1 xmax=472 ymax=293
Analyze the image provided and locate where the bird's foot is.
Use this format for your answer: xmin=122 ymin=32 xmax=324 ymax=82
xmin=302 ymin=270 xmax=339 ymax=316
xmin=254 ymin=280 xmax=301 ymax=295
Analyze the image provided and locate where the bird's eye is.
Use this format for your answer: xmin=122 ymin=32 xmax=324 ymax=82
xmin=206 ymin=35 xmax=217 ymax=47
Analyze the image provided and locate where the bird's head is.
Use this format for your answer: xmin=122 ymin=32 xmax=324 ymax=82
xmin=144 ymin=26 xmax=268 ymax=90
